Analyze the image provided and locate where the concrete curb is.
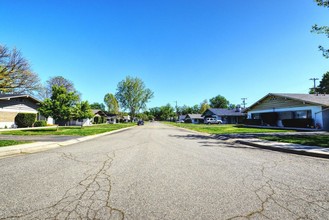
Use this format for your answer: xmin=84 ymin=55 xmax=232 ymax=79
xmin=0 ymin=126 xmax=136 ymax=158
xmin=235 ymin=139 xmax=329 ymax=159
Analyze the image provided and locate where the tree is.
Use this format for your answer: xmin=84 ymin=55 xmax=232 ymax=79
xmin=209 ymin=95 xmax=230 ymax=109
xmin=38 ymin=85 xmax=79 ymax=126
xmin=115 ymin=76 xmax=154 ymax=118
xmin=72 ymin=101 xmax=94 ymax=127
xmin=42 ymin=76 xmax=80 ymax=100
xmin=0 ymin=45 xmax=42 ymax=95
xmin=199 ymin=99 xmax=210 ymax=114
xmin=90 ymin=102 xmax=106 ymax=111
xmin=311 ymin=1 xmax=329 ymax=58
xmin=159 ymin=104 xmax=176 ymax=121
xmin=317 ymin=72 xmax=329 ymax=94
xmin=104 ymin=93 xmax=119 ymax=114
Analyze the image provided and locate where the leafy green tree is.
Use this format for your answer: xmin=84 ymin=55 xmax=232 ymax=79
xmin=311 ymin=0 xmax=329 ymax=58
xmin=38 ymin=85 xmax=79 ymax=126
xmin=317 ymin=72 xmax=329 ymax=94
xmin=72 ymin=101 xmax=93 ymax=127
xmin=0 ymin=45 xmax=42 ymax=95
xmin=199 ymin=99 xmax=210 ymax=114
xmin=104 ymin=93 xmax=119 ymax=114
xmin=115 ymin=76 xmax=154 ymax=118
xmin=159 ymin=104 xmax=176 ymax=121
xmin=90 ymin=102 xmax=106 ymax=111
xmin=209 ymin=95 xmax=229 ymax=109
xmin=149 ymin=107 xmax=161 ymax=120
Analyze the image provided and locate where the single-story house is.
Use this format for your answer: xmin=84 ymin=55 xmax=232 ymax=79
xmin=245 ymin=93 xmax=329 ymax=130
xmin=106 ymin=113 xmax=119 ymax=124
xmin=178 ymin=115 xmax=186 ymax=122
xmin=0 ymin=94 xmax=41 ymax=128
xmin=202 ymin=107 xmax=247 ymax=124
xmin=185 ymin=114 xmax=204 ymax=124
xmin=91 ymin=109 xmax=108 ymax=124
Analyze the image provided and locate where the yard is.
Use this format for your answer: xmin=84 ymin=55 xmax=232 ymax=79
xmin=165 ymin=122 xmax=295 ymax=134
xmin=260 ymin=135 xmax=329 ymax=148
xmin=0 ymin=140 xmax=32 ymax=147
xmin=0 ymin=123 xmax=135 ymax=136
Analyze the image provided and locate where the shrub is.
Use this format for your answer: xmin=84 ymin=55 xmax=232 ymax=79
xmin=34 ymin=120 xmax=47 ymax=127
xmin=15 ymin=113 xmax=36 ymax=128
xmin=282 ymin=119 xmax=314 ymax=128
xmin=94 ymin=116 xmax=101 ymax=124
xmin=244 ymin=119 xmax=262 ymax=126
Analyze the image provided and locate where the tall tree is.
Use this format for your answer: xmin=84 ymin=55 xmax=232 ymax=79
xmin=0 ymin=45 xmax=42 ymax=95
xmin=115 ymin=76 xmax=154 ymax=118
xmin=72 ymin=101 xmax=94 ymax=127
xmin=38 ymin=85 xmax=79 ymax=126
xmin=90 ymin=102 xmax=106 ymax=111
xmin=199 ymin=99 xmax=210 ymax=114
xmin=159 ymin=104 xmax=176 ymax=121
xmin=311 ymin=0 xmax=329 ymax=58
xmin=209 ymin=95 xmax=229 ymax=109
xmin=317 ymin=71 xmax=329 ymax=94
xmin=104 ymin=93 xmax=119 ymax=114
xmin=42 ymin=76 xmax=80 ymax=99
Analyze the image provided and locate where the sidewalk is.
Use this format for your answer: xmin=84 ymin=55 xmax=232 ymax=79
xmin=233 ymin=138 xmax=329 ymax=159
xmin=0 ymin=126 xmax=134 ymax=158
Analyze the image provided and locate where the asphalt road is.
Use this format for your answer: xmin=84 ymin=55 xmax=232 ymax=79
xmin=0 ymin=122 xmax=328 ymax=219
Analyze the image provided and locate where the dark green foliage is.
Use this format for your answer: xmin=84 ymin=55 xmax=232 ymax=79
xmin=94 ymin=116 xmax=101 ymax=124
xmin=318 ymin=72 xmax=329 ymax=94
xmin=34 ymin=120 xmax=47 ymax=127
xmin=209 ymin=95 xmax=230 ymax=109
xmin=282 ymin=119 xmax=314 ymax=128
xmin=244 ymin=119 xmax=262 ymax=126
xmin=15 ymin=113 xmax=36 ymax=128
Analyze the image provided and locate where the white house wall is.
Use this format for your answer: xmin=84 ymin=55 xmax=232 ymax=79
xmin=248 ymin=106 xmax=324 ymax=127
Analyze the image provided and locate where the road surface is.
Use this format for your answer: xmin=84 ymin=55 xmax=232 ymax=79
xmin=0 ymin=122 xmax=328 ymax=219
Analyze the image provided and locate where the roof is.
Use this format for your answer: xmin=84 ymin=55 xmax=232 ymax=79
xmin=91 ymin=109 xmax=108 ymax=116
xmin=185 ymin=114 xmax=204 ymax=119
xmin=203 ymin=108 xmax=246 ymax=117
xmin=0 ymin=94 xmax=41 ymax=103
xmin=247 ymin=93 xmax=329 ymax=110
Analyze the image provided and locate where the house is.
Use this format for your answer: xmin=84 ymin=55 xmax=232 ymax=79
xmin=184 ymin=114 xmax=204 ymax=124
xmin=245 ymin=93 xmax=329 ymax=130
xmin=91 ymin=109 xmax=108 ymax=124
xmin=0 ymin=94 xmax=41 ymax=128
xmin=202 ymin=107 xmax=246 ymax=124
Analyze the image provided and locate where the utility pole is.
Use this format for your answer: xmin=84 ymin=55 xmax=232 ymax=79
xmin=310 ymin=78 xmax=319 ymax=94
xmin=241 ymin=98 xmax=247 ymax=109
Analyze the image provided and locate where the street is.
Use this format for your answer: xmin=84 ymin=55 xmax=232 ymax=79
xmin=0 ymin=122 xmax=328 ymax=219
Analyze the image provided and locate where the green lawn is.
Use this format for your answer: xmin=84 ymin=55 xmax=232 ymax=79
xmin=0 ymin=123 xmax=135 ymax=136
xmin=165 ymin=122 xmax=294 ymax=134
xmin=260 ymin=135 xmax=329 ymax=148
xmin=0 ymin=140 xmax=32 ymax=147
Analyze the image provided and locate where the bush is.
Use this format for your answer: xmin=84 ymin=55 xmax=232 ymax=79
xmin=15 ymin=113 xmax=36 ymax=128
xmin=282 ymin=119 xmax=314 ymax=128
xmin=244 ymin=119 xmax=262 ymax=126
xmin=94 ymin=116 xmax=101 ymax=124
xmin=34 ymin=120 xmax=47 ymax=127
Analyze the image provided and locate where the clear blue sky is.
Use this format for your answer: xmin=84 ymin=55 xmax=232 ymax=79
xmin=1 ymin=0 xmax=329 ymax=109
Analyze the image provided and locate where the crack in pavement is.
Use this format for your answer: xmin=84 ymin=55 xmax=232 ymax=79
xmin=227 ymin=158 xmax=329 ymax=220
xmin=1 ymin=152 xmax=124 ymax=220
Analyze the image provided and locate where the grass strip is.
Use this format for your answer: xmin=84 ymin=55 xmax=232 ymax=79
xmin=260 ymin=135 xmax=329 ymax=148
xmin=164 ymin=122 xmax=294 ymax=134
xmin=0 ymin=123 xmax=135 ymax=136
xmin=0 ymin=140 xmax=33 ymax=147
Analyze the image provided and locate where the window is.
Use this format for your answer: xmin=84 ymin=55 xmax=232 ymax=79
xmin=294 ymin=110 xmax=311 ymax=119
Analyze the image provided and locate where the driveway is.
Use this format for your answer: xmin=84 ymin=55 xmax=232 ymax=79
xmin=0 ymin=122 xmax=328 ymax=219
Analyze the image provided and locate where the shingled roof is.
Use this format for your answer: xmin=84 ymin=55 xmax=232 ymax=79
xmin=203 ymin=108 xmax=246 ymax=117
xmin=0 ymin=94 xmax=41 ymax=103
xmin=247 ymin=93 xmax=329 ymax=110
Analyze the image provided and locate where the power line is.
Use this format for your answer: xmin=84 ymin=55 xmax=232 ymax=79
xmin=241 ymin=98 xmax=247 ymax=108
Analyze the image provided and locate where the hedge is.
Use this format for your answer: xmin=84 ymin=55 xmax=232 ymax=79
xmin=34 ymin=120 xmax=47 ymax=127
xmin=244 ymin=119 xmax=262 ymax=126
xmin=15 ymin=113 xmax=36 ymax=128
xmin=282 ymin=119 xmax=314 ymax=128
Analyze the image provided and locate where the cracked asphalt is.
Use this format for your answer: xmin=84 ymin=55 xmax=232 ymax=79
xmin=0 ymin=122 xmax=329 ymax=219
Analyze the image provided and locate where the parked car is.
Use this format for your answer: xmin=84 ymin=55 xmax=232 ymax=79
xmin=137 ymin=120 xmax=144 ymax=126
xmin=204 ymin=118 xmax=222 ymax=124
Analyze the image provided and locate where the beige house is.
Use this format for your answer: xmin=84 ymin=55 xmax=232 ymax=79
xmin=0 ymin=94 xmax=41 ymax=128
xmin=246 ymin=93 xmax=329 ymax=130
